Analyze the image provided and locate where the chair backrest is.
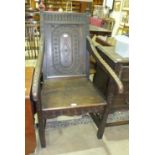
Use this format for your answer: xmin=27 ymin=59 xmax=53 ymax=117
xmin=40 ymin=11 xmax=89 ymax=79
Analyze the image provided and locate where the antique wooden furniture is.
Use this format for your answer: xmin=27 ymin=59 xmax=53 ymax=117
xmin=25 ymin=10 xmax=40 ymax=60
xmin=102 ymin=17 xmax=115 ymax=31
xmin=89 ymin=25 xmax=112 ymax=37
xmin=25 ymin=21 xmax=40 ymax=60
xmin=31 ymin=12 xmax=124 ymax=148
xmin=25 ymin=67 xmax=36 ymax=155
xmin=43 ymin=0 xmax=93 ymax=12
xmin=92 ymin=37 xmax=129 ymax=125
xmin=44 ymin=0 xmax=81 ymax=12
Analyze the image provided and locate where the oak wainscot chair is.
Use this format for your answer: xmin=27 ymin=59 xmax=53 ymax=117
xmin=32 ymin=11 xmax=123 ymax=148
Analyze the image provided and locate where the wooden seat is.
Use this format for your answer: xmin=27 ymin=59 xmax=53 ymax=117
xmin=31 ymin=12 xmax=123 ymax=148
xmin=42 ymin=77 xmax=106 ymax=111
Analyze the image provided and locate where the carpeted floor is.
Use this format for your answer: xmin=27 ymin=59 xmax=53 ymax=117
xmin=45 ymin=112 xmax=129 ymax=129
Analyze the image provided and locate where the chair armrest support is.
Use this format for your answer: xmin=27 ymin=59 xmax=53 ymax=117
xmin=87 ymin=36 xmax=124 ymax=94
xmin=32 ymin=38 xmax=44 ymax=101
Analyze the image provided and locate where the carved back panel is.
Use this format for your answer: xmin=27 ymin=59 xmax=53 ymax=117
xmin=40 ymin=12 xmax=89 ymax=79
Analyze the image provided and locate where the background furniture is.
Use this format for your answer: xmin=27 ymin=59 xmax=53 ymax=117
xmin=92 ymin=38 xmax=129 ymax=125
xmin=25 ymin=21 xmax=40 ymax=60
xmin=25 ymin=67 xmax=36 ymax=155
xmin=117 ymin=0 xmax=129 ymax=35
xmin=25 ymin=0 xmax=115 ymax=61
xmin=25 ymin=0 xmax=95 ymax=12
xmin=31 ymin=12 xmax=124 ymax=148
xmin=102 ymin=17 xmax=115 ymax=31
xmin=25 ymin=9 xmax=40 ymax=60
xmin=44 ymin=0 xmax=82 ymax=12
xmin=89 ymin=24 xmax=112 ymax=36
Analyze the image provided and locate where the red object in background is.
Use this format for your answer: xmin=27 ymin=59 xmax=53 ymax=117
xmin=89 ymin=17 xmax=103 ymax=27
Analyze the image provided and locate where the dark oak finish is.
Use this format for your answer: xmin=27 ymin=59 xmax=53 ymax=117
xmin=92 ymin=38 xmax=129 ymax=124
xmin=89 ymin=25 xmax=112 ymax=36
xmin=25 ymin=67 xmax=36 ymax=155
xmin=31 ymin=12 xmax=124 ymax=148
xmin=42 ymin=77 xmax=106 ymax=110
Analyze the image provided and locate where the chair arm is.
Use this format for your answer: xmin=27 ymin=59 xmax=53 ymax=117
xmin=87 ymin=36 xmax=124 ymax=94
xmin=32 ymin=38 xmax=44 ymax=101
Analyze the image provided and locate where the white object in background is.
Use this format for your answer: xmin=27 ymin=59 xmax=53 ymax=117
xmin=115 ymin=35 xmax=129 ymax=58
xmin=106 ymin=0 xmax=114 ymax=10
xmin=58 ymin=7 xmax=63 ymax=12
xmin=103 ymin=6 xmax=110 ymax=17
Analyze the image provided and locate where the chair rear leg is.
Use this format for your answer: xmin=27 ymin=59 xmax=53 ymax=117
xmin=35 ymin=97 xmax=46 ymax=148
xmin=38 ymin=113 xmax=46 ymax=148
xmin=97 ymin=80 xmax=115 ymax=139
xmin=97 ymin=106 xmax=109 ymax=139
